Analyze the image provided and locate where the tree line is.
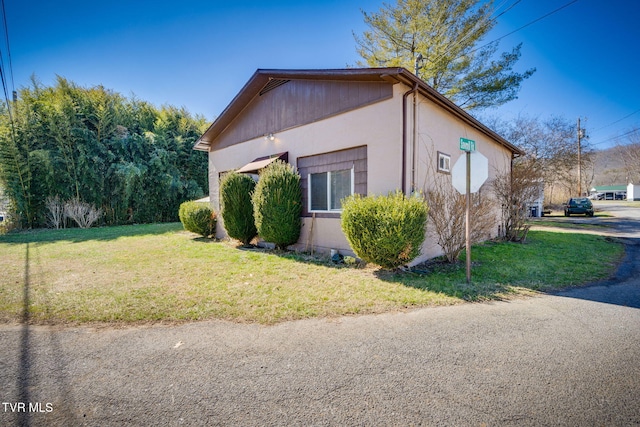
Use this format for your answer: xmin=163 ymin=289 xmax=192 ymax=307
xmin=490 ymin=115 xmax=594 ymax=204
xmin=0 ymin=76 xmax=209 ymax=228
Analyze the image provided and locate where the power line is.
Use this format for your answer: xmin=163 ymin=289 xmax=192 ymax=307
xmin=0 ymin=0 xmax=12 ymax=112
xmin=468 ymin=0 xmax=579 ymax=56
xmin=0 ymin=0 xmax=16 ymax=149
xmin=591 ymin=128 xmax=640 ymax=147
xmin=420 ymin=0 xmax=576 ymax=82
xmin=422 ymin=0 xmax=522 ymax=72
xmin=0 ymin=0 xmax=13 ymax=95
xmin=591 ymin=108 xmax=640 ymax=132
xmin=493 ymin=0 xmax=522 ymax=20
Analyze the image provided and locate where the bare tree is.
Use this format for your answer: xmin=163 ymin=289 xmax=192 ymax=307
xmin=64 ymin=198 xmax=102 ymax=229
xmin=493 ymin=157 xmax=542 ymax=242
xmin=426 ymin=181 xmax=495 ymax=262
xmin=421 ymin=148 xmax=495 ymax=263
xmin=45 ymin=196 xmax=65 ymax=229
xmin=489 ymin=114 xmax=590 ymax=204
xmin=614 ymin=128 xmax=640 ymax=184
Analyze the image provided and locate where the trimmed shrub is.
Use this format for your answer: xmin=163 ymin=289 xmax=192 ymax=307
xmin=179 ymin=201 xmax=217 ymax=238
xmin=341 ymin=191 xmax=428 ymax=269
xmin=220 ymin=171 xmax=257 ymax=245
xmin=252 ymin=160 xmax=302 ymax=250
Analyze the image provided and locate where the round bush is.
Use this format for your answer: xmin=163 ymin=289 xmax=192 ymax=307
xmin=220 ymin=171 xmax=257 ymax=245
xmin=178 ymin=201 xmax=217 ymax=238
xmin=341 ymin=191 xmax=428 ymax=269
xmin=252 ymin=160 xmax=302 ymax=250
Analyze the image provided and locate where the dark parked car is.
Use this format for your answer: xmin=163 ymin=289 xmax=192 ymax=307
xmin=564 ymin=197 xmax=594 ymax=217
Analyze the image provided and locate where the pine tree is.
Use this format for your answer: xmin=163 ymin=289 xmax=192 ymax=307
xmin=354 ymin=0 xmax=535 ymax=110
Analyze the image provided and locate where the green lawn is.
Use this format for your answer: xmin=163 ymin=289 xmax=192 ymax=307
xmin=0 ymin=223 xmax=625 ymax=325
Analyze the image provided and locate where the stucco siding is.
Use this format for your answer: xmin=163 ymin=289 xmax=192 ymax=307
xmin=209 ymin=89 xmax=404 ymax=246
xmin=411 ymin=93 xmax=512 ymax=262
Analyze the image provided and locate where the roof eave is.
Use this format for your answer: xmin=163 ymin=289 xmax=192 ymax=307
xmin=390 ymin=69 xmax=524 ymax=156
xmin=193 ymin=68 xmax=524 ymax=156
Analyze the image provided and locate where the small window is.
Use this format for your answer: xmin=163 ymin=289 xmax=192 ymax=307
xmin=438 ymin=152 xmax=451 ymax=174
xmin=309 ymin=168 xmax=354 ymax=212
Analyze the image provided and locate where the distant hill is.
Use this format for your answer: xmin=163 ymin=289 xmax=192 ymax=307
xmin=593 ymin=146 xmax=628 ymax=186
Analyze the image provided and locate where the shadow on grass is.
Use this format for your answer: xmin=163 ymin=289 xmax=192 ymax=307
xmin=14 ymin=243 xmax=79 ymax=426
xmin=235 ymin=242 xmax=516 ymax=302
xmin=229 ymin=242 xmax=369 ymax=271
xmin=375 ymin=233 xmax=636 ymax=308
xmin=0 ymin=222 xmax=183 ymax=245
xmin=195 ymin=232 xmax=640 ymax=309
xmin=192 ymin=236 xmax=219 ymax=243
xmin=17 ymin=243 xmax=31 ymax=427
xmin=372 ymin=260 xmax=516 ymax=302
xmin=179 ymin=230 xmax=637 ymax=309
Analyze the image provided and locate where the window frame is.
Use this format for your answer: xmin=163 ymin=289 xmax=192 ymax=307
xmin=437 ymin=151 xmax=451 ymax=174
xmin=307 ymin=167 xmax=355 ymax=213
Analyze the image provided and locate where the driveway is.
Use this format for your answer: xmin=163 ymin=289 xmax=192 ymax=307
xmin=1 ymin=204 xmax=639 ymax=426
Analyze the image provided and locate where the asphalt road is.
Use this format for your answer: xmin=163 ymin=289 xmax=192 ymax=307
xmin=1 ymin=203 xmax=639 ymax=426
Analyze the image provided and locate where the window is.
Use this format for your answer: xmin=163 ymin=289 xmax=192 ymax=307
xmin=308 ymin=168 xmax=354 ymax=212
xmin=297 ymin=146 xmax=367 ymax=218
xmin=438 ymin=152 xmax=451 ymax=174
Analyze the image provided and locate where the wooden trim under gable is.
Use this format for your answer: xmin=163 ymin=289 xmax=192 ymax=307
xmin=212 ymin=80 xmax=392 ymax=151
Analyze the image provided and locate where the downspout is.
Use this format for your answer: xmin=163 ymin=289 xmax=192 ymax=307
xmin=412 ymin=88 xmax=419 ymax=194
xmin=402 ymin=82 xmax=419 ymax=195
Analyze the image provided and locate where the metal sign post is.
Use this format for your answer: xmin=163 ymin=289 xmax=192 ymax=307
xmin=452 ymin=139 xmax=487 ymax=284
xmin=459 ymin=137 xmax=475 ymax=284
xmin=465 ymin=149 xmax=471 ymax=284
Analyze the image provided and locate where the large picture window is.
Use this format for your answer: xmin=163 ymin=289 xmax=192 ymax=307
xmin=297 ymin=146 xmax=367 ymax=218
xmin=309 ymin=168 xmax=354 ymax=212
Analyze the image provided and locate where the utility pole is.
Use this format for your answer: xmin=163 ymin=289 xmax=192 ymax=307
xmin=577 ymin=118 xmax=582 ymax=196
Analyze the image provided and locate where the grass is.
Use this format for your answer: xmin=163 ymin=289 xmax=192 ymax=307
xmin=528 ymin=219 xmax=610 ymax=230
xmin=0 ymin=223 xmax=625 ymax=325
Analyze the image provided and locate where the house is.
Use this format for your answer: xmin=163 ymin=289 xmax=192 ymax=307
xmin=194 ymin=68 xmax=523 ymax=263
xmin=589 ymin=185 xmax=628 ymax=200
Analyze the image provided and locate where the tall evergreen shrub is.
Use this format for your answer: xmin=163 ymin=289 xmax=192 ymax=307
xmin=252 ymin=160 xmax=302 ymax=250
xmin=0 ymin=77 xmax=209 ymax=228
xmin=220 ymin=171 xmax=257 ymax=245
xmin=341 ymin=191 xmax=428 ymax=269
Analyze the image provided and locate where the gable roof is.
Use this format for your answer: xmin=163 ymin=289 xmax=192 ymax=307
xmin=194 ymin=68 xmax=523 ymax=156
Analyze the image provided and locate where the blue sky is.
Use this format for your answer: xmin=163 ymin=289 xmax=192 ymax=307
xmin=5 ymin=0 xmax=640 ymax=149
